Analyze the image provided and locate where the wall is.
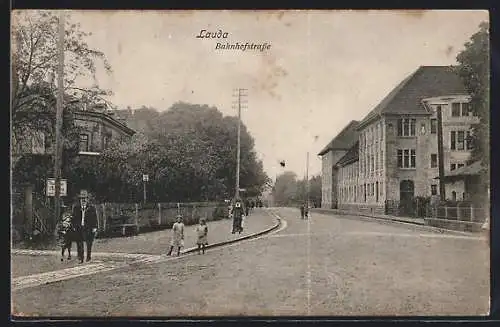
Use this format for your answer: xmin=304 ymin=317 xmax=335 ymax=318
xmin=74 ymin=113 xmax=132 ymax=153
xmin=444 ymin=180 xmax=466 ymax=201
xmin=321 ymin=150 xmax=347 ymax=209
xmin=358 ymin=118 xmax=385 ymax=208
xmin=338 ymin=160 xmax=359 ymax=205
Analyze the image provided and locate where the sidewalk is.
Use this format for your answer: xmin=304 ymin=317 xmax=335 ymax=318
xmin=94 ymin=209 xmax=277 ymax=255
xmin=11 ymin=209 xmax=277 ymax=277
xmin=312 ymin=208 xmax=425 ymax=225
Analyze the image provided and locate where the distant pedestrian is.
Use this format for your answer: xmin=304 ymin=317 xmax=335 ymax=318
xmin=245 ymin=200 xmax=250 ymax=217
xmin=72 ymin=190 xmax=98 ymax=264
xmin=231 ymin=199 xmax=244 ymax=234
xmin=300 ymin=204 xmax=305 ymax=219
xmin=56 ymin=204 xmax=74 ymax=262
xmin=167 ymin=215 xmax=184 ymax=256
xmin=196 ymin=218 xmax=209 ymax=255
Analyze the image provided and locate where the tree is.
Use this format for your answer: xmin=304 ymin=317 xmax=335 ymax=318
xmin=273 ymin=171 xmax=299 ymax=206
xmin=96 ymin=102 xmax=270 ymax=202
xmin=11 ymin=10 xmax=113 ymax=193
xmin=455 ymin=21 xmax=489 ymax=205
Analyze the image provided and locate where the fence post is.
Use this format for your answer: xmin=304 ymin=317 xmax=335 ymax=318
xmin=470 ymin=206 xmax=474 ymax=222
xmin=158 ymin=203 xmax=162 ymax=225
xmin=135 ymin=203 xmax=139 ymax=226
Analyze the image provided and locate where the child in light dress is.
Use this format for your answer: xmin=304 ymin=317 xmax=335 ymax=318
xmin=167 ymin=215 xmax=184 ymax=256
xmin=196 ymin=218 xmax=208 ymax=255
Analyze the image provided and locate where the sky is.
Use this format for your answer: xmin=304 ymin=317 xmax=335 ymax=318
xmin=61 ymin=10 xmax=487 ymax=180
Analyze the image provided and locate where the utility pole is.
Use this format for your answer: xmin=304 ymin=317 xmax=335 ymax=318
xmin=53 ymin=11 xmax=65 ymax=233
xmin=233 ymin=88 xmax=247 ymax=200
xmin=306 ymin=151 xmax=310 ymax=209
xmin=436 ymin=105 xmax=446 ymax=202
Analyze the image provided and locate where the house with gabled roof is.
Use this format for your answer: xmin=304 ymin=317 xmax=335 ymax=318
xmin=318 ymin=120 xmax=359 ymax=208
xmin=319 ymin=65 xmax=479 ymax=214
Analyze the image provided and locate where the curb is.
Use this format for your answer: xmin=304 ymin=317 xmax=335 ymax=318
xmin=181 ymin=211 xmax=281 ymax=255
xmin=311 ymin=209 xmax=480 ymax=236
xmin=12 ymin=212 xmax=282 ymax=259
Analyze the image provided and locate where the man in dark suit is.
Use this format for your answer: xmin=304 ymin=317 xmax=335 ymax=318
xmin=72 ymin=189 xmax=98 ymax=263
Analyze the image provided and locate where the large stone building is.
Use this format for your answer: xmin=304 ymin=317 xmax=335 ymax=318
xmin=318 ymin=120 xmax=359 ymax=209
xmin=319 ymin=66 xmax=479 ymax=214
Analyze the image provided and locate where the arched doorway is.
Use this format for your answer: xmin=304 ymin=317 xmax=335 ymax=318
xmin=399 ymin=180 xmax=415 ymax=216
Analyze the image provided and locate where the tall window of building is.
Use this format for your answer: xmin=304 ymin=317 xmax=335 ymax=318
xmin=397 ymin=149 xmax=416 ymax=168
xmin=450 ymin=163 xmax=456 ymax=171
xmin=431 ymin=154 xmax=438 ymax=168
xmin=397 ymin=118 xmax=416 ymax=137
xmin=79 ymin=134 xmax=89 ymax=152
xmin=430 ymin=119 xmax=437 ymax=134
xmin=452 ymin=191 xmax=457 ymax=201
xmin=462 ymin=102 xmax=470 ymax=116
xmin=466 ymin=131 xmax=473 ymax=150
xmin=451 ymin=131 xmax=466 ymax=150
xmin=452 ymin=103 xmax=461 ymax=116
xmin=431 ymin=184 xmax=438 ymax=196
xmin=457 ymin=163 xmax=465 ymax=169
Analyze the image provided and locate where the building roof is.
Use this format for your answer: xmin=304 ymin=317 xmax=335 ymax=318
xmin=336 ymin=141 xmax=359 ymax=167
xmin=435 ymin=161 xmax=485 ymax=181
xmin=446 ymin=160 xmax=484 ymax=177
xmin=318 ymin=120 xmax=360 ymax=156
xmin=357 ymin=66 xmax=468 ymax=129
xmin=74 ymin=110 xmax=136 ymax=136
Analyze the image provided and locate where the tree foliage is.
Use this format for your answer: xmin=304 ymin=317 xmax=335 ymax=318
xmin=455 ymin=21 xmax=489 ymax=167
xmin=83 ymin=103 xmax=270 ymax=203
xmin=272 ymin=172 xmax=321 ymax=207
xmin=11 ymin=10 xmax=113 ymax=192
xmin=455 ymin=21 xmax=489 ymax=205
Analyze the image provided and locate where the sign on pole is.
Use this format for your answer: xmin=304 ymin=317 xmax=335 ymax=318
xmin=46 ymin=178 xmax=67 ymax=197
xmin=143 ymin=174 xmax=149 ymax=182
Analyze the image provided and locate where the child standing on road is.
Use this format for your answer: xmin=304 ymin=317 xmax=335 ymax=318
xmin=57 ymin=206 xmax=74 ymax=262
xmin=167 ymin=215 xmax=184 ymax=256
xmin=196 ymin=218 xmax=208 ymax=255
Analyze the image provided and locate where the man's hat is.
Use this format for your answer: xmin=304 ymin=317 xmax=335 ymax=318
xmin=78 ymin=189 xmax=89 ymax=198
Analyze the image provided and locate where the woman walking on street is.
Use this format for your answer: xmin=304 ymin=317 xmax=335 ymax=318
xmin=167 ymin=215 xmax=184 ymax=256
xmin=196 ymin=218 xmax=209 ymax=254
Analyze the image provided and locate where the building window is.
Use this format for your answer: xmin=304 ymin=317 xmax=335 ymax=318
xmin=397 ymin=149 xmax=416 ymax=168
xmin=430 ymin=119 xmax=437 ymax=134
xmin=457 ymin=163 xmax=465 ymax=169
xmin=431 ymin=154 xmax=438 ymax=168
xmin=450 ymin=163 xmax=456 ymax=171
xmin=451 ymin=191 xmax=457 ymax=201
xmin=462 ymin=102 xmax=470 ymax=116
xmin=397 ymin=118 xmax=416 ymax=137
xmin=79 ymin=134 xmax=89 ymax=152
xmin=451 ymin=131 xmax=467 ymax=151
xmin=431 ymin=184 xmax=438 ymax=196
xmin=466 ymin=131 xmax=473 ymax=150
xmin=452 ymin=102 xmax=472 ymax=117
xmin=452 ymin=103 xmax=461 ymax=116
